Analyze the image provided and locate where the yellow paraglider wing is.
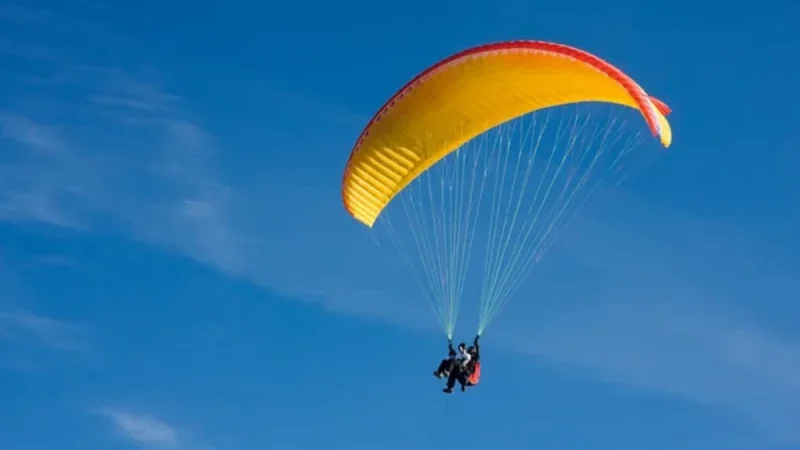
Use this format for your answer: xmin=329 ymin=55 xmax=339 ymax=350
xmin=342 ymin=40 xmax=672 ymax=227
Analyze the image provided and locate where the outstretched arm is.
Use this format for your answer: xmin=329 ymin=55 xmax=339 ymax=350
xmin=473 ymin=335 xmax=481 ymax=356
xmin=448 ymin=339 xmax=455 ymax=355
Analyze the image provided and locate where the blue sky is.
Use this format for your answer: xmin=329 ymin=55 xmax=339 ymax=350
xmin=0 ymin=0 xmax=798 ymax=449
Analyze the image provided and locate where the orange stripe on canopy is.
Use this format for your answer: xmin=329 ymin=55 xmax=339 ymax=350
xmin=342 ymin=40 xmax=673 ymax=227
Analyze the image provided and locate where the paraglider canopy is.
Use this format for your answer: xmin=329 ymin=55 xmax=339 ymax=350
xmin=341 ymin=40 xmax=673 ymax=339
xmin=342 ymin=40 xmax=672 ymax=228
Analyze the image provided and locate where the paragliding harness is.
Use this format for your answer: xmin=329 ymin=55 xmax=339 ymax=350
xmin=467 ymin=361 xmax=481 ymax=386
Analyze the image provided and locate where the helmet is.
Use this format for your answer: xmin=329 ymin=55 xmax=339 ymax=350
xmin=458 ymin=342 xmax=466 ymax=350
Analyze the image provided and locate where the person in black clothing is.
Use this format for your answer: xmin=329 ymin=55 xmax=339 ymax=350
xmin=466 ymin=335 xmax=480 ymax=375
xmin=443 ymin=335 xmax=480 ymax=394
xmin=433 ymin=340 xmax=463 ymax=379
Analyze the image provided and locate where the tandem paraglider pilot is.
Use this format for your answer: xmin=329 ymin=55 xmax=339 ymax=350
xmin=434 ymin=335 xmax=481 ymax=393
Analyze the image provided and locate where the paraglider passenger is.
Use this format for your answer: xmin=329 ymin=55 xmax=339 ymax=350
xmin=442 ymin=341 xmax=471 ymax=393
xmin=433 ymin=340 xmax=459 ymax=379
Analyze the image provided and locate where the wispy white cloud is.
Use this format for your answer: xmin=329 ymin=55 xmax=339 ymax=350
xmin=0 ymin=256 xmax=87 ymax=356
xmin=0 ymin=310 xmax=86 ymax=351
xmin=97 ymin=407 xmax=215 ymax=450
xmin=0 ymin=112 xmax=63 ymax=153
xmin=32 ymin=254 xmax=75 ymax=267
xmin=0 ymin=111 xmax=88 ymax=228
xmin=0 ymin=29 xmax=357 ymax=297
xmin=0 ymin=53 xmax=247 ymax=261
xmin=0 ymin=40 xmax=66 ymax=64
xmin=100 ymin=409 xmax=180 ymax=448
xmin=0 ymin=189 xmax=81 ymax=227
xmin=518 ymin=301 xmax=800 ymax=442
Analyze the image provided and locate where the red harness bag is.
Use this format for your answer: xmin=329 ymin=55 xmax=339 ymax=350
xmin=467 ymin=361 xmax=481 ymax=385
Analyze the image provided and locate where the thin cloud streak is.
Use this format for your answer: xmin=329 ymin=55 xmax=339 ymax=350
xmin=100 ymin=409 xmax=180 ymax=448
xmin=0 ymin=310 xmax=86 ymax=351
xmin=0 ymin=113 xmax=63 ymax=153
xmin=517 ymin=301 xmax=800 ymax=442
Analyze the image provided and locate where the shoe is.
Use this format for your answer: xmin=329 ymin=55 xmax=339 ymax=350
xmin=433 ymin=371 xmax=440 ymax=378
xmin=443 ymin=388 xmax=453 ymax=394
